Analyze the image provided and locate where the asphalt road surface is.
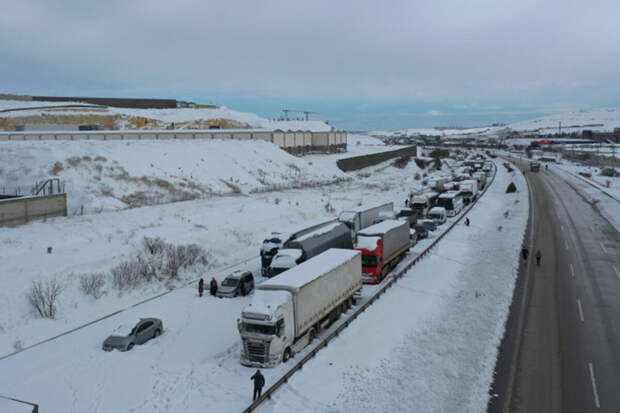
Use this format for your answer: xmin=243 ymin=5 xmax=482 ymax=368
xmin=505 ymin=161 xmax=620 ymax=413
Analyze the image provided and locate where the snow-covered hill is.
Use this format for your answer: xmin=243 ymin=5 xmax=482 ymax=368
xmin=0 ymin=139 xmax=349 ymax=214
xmin=370 ymin=107 xmax=620 ymax=138
xmin=0 ymin=99 xmax=331 ymax=132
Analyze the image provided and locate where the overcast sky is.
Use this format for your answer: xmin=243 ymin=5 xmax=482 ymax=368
xmin=2 ymin=0 xmax=619 ymax=130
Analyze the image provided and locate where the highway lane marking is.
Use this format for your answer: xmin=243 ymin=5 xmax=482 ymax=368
xmin=588 ymin=362 xmax=601 ymax=409
xmin=570 ymin=263 xmax=575 ymax=277
xmin=614 ymin=265 xmax=620 ymax=280
xmin=577 ymin=299 xmax=584 ymax=322
xmin=600 ymin=242 xmax=608 ymax=254
xmin=565 ymin=240 xmax=570 ymax=250
xmin=561 ymin=225 xmax=565 ymax=233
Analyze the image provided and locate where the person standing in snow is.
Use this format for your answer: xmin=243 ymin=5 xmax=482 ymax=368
xmin=210 ymin=277 xmax=218 ymax=296
xmin=198 ymin=278 xmax=204 ymax=297
xmin=251 ymin=369 xmax=265 ymax=401
xmin=465 ymin=217 xmax=470 ymax=226
xmin=522 ymin=247 xmax=529 ymax=260
xmin=536 ymin=250 xmax=542 ymax=266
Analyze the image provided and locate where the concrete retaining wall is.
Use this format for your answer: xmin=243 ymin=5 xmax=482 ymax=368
xmin=0 ymin=193 xmax=67 ymax=227
xmin=336 ymin=146 xmax=417 ymax=172
xmin=0 ymin=129 xmax=348 ymax=155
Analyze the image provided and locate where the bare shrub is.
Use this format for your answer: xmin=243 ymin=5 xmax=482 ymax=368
xmin=28 ymin=278 xmax=63 ymax=319
xmin=324 ymin=201 xmax=335 ymax=213
xmin=220 ymin=179 xmax=241 ymax=194
xmin=111 ymin=261 xmax=141 ymax=291
xmin=504 ymin=210 xmax=510 ymax=218
xmin=79 ymin=273 xmax=105 ymax=299
xmin=67 ymin=156 xmax=81 ymax=167
xmin=414 ymin=158 xmax=426 ymax=169
xmin=505 ymin=182 xmax=517 ymax=193
xmin=164 ymin=245 xmax=185 ymax=279
xmin=50 ymin=161 xmax=64 ymax=175
xmin=94 ymin=155 xmax=107 ymax=162
xmin=13 ymin=339 xmax=23 ymax=352
xmin=185 ymin=244 xmax=209 ymax=267
xmin=391 ymin=156 xmax=411 ymax=169
xmin=143 ymin=236 xmax=166 ymax=255
xmin=82 ymin=155 xmax=92 ymax=161
xmin=414 ymin=172 xmax=421 ymax=180
xmin=274 ymin=198 xmax=280 ymax=205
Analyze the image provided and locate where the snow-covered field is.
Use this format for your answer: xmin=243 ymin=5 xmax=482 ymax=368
xmin=0 ymin=146 xmax=528 ymax=412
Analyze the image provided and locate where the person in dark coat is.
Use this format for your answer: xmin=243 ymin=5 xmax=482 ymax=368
xmin=251 ymin=369 xmax=265 ymax=401
xmin=198 ymin=278 xmax=204 ymax=297
xmin=522 ymin=247 xmax=529 ymax=260
xmin=210 ymin=277 xmax=218 ymax=296
xmin=465 ymin=217 xmax=470 ymax=226
xmin=405 ymin=199 xmax=409 ymax=207
xmin=536 ymin=250 xmax=542 ymax=265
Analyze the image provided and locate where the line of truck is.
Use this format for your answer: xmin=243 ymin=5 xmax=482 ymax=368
xmin=242 ymin=154 xmax=494 ymax=368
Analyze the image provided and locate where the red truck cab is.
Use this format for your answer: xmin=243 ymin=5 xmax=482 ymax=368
xmin=356 ymin=236 xmax=384 ymax=284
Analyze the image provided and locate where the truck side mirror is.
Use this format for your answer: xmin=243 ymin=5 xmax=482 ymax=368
xmin=276 ymin=319 xmax=284 ymax=337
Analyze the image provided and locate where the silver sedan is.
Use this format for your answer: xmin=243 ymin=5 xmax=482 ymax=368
xmin=102 ymin=318 xmax=163 ymax=351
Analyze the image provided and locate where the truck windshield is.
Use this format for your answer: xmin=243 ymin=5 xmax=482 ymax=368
xmin=241 ymin=322 xmax=276 ymax=335
xmin=361 ymin=254 xmax=378 ymax=268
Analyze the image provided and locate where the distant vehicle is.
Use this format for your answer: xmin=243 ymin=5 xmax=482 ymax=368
xmin=239 ymin=249 xmax=362 ymax=367
xmin=418 ymin=218 xmax=437 ymax=232
xmin=260 ymin=219 xmax=336 ymax=276
xmin=436 ymin=191 xmax=464 ymax=217
xmin=428 ymin=206 xmax=447 ymax=224
xmin=268 ymin=222 xmax=352 ymax=276
xmin=414 ymin=224 xmax=429 ymax=240
xmin=373 ymin=209 xmax=397 ymax=224
xmin=410 ymin=195 xmax=430 ymax=217
xmin=396 ymin=208 xmax=418 ymax=228
xmin=472 ymin=171 xmax=487 ymax=190
xmin=338 ymin=202 xmax=393 ymax=237
xmin=103 ymin=318 xmax=163 ymax=351
xmin=458 ymin=180 xmax=478 ymax=205
xmin=356 ymin=220 xmax=410 ymax=284
xmin=217 ymin=270 xmax=254 ymax=298
xmin=530 ymin=161 xmax=541 ymax=172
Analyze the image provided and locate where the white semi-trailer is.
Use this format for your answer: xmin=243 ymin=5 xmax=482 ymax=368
xmin=338 ymin=202 xmax=393 ymax=237
xmin=238 ymin=249 xmax=362 ymax=367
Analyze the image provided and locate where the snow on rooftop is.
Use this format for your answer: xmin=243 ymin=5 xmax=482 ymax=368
xmin=244 ymin=289 xmax=291 ymax=316
xmin=356 ymin=235 xmax=379 ymax=250
xmin=294 ymin=222 xmax=342 ymax=242
xmin=339 ymin=201 xmax=392 ymax=215
xmin=260 ymin=249 xmax=360 ymax=291
xmin=357 ymin=219 xmax=407 ymax=236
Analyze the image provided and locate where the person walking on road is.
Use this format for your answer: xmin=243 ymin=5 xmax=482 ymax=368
xmin=536 ymin=250 xmax=542 ymax=266
xmin=198 ymin=278 xmax=204 ymax=297
xmin=522 ymin=247 xmax=529 ymax=260
xmin=465 ymin=217 xmax=470 ymax=226
xmin=210 ymin=277 xmax=218 ymax=296
xmin=251 ymin=369 xmax=265 ymax=401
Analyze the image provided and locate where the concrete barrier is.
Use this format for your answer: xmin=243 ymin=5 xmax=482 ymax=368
xmin=0 ymin=129 xmax=347 ymax=155
xmin=0 ymin=193 xmax=67 ymax=227
xmin=336 ymin=146 xmax=417 ymax=171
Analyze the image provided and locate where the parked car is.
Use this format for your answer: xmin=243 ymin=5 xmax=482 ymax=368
xmin=217 ymin=270 xmax=254 ymax=298
xmin=418 ymin=218 xmax=437 ymax=232
xmin=414 ymin=224 xmax=429 ymax=240
xmin=103 ymin=318 xmax=163 ymax=351
xmin=428 ymin=206 xmax=447 ymax=225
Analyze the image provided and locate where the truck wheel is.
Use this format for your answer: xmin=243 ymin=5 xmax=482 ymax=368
xmin=283 ymin=348 xmax=292 ymax=363
xmin=308 ymin=328 xmax=316 ymax=343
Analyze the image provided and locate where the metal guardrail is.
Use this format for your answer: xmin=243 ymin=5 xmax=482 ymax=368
xmin=0 ymin=395 xmax=38 ymax=412
xmin=243 ymin=162 xmax=498 ymax=412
